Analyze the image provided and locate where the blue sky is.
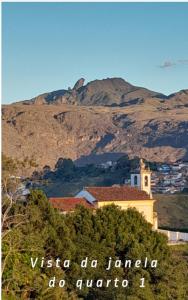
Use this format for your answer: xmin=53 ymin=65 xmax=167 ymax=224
xmin=2 ymin=2 xmax=188 ymax=104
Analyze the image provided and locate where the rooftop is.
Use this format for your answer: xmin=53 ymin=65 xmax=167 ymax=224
xmin=49 ymin=197 xmax=94 ymax=212
xmin=85 ymin=186 xmax=152 ymax=202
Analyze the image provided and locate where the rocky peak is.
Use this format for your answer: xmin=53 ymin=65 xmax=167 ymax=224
xmin=73 ymin=78 xmax=85 ymax=91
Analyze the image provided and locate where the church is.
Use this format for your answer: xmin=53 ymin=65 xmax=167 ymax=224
xmin=49 ymin=159 xmax=158 ymax=229
xmin=76 ymin=159 xmax=158 ymax=229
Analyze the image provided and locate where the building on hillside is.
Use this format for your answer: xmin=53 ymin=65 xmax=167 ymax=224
xmin=49 ymin=159 xmax=158 ymax=229
xmin=76 ymin=159 xmax=158 ymax=229
xmin=49 ymin=197 xmax=94 ymax=214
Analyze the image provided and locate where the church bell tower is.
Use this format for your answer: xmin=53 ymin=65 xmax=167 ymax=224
xmin=131 ymin=159 xmax=152 ymax=198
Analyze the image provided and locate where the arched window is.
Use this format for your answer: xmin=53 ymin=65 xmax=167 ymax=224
xmin=145 ymin=175 xmax=148 ymax=187
xmin=134 ymin=175 xmax=138 ymax=185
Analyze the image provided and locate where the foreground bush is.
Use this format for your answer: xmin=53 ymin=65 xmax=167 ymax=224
xmin=2 ymin=190 xmax=188 ymax=299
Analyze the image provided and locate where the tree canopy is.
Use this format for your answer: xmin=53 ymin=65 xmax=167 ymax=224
xmin=2 ymin=190 xmax=188 ymax=300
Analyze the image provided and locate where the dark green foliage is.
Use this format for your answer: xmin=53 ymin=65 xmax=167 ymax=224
xmin=40 ymin=157 xmax=131 ymax=197
xmin=116 ymin=154 xmax=130 ymax=170
xmin=2 ymin=190 xmax=76 ymax=299
xmin=2 ymin=190 xmax=188 ymax=299
xmin=65 ymin=205 xmax=171 ymax=299
xmin=54 ymin=158 xmax=75 ymax=180
xmin=40 ymin=155 xmax=160 ymax=198
xmin=148 ymin=162 xmax=158 ymax=171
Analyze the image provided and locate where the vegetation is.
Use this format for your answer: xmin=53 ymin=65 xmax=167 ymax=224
xmin=2 ymin=155 xmax=188 ymax=299
xmin=155 ymin=194 xmax=188 ymax=231
xmin=36 ymin=156 xmax=141 ymax=197
xmin=2 ymin=189 xmax=188 ymax=299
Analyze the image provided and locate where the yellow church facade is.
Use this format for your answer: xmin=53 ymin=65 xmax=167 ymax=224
xmin=76 ymin=159 xmax=158 ymax=230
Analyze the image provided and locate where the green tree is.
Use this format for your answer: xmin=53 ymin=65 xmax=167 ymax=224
xmin=2 ymin=190 xmax=188 ymax=300
xmin=65 ymin=205 xmax=171 ymax=299
xmin=2 ymin=190 xmax=76 ymax=300
xmin=54 ymin=158 xmax=75 ymax=180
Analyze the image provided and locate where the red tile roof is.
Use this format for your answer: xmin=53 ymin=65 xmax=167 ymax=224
xmin=85 ymin=186 xmax=152 ymax=202
xmin=49 ymin=197 xmax=94 ymax=212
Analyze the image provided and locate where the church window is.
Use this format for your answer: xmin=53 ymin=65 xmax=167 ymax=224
xmin=145 ymin=175 xmax=148 ymax=187
xmin=134 ymin=175 xmax=138 ymax=185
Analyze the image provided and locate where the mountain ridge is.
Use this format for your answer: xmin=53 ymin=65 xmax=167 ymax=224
xmin=13 ymin=77 xmax=168 ymax=107
xmin=3 ymin=77 xmax=188 ymax=169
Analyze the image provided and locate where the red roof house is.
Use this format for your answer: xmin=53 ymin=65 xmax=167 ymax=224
xmin=76 ymin=186 xmax=152 ymax=203
xmin=49 ymin=197 xmax=94 ymax=213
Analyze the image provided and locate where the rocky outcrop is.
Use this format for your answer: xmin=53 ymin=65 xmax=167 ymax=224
xmin=73 ymin=78 xmax=85 ymax=91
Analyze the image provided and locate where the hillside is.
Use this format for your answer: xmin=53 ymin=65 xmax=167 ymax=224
xmin=2 ymin=78 xmax=188 ymax=169
xmin=154 ymin=194 xmax=188 ymax=231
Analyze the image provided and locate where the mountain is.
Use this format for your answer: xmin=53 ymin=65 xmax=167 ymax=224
xmin=3 ymin=77 xmax=188 ymax=170
xmin=16 ymin=77 xmax=164 ymax=107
